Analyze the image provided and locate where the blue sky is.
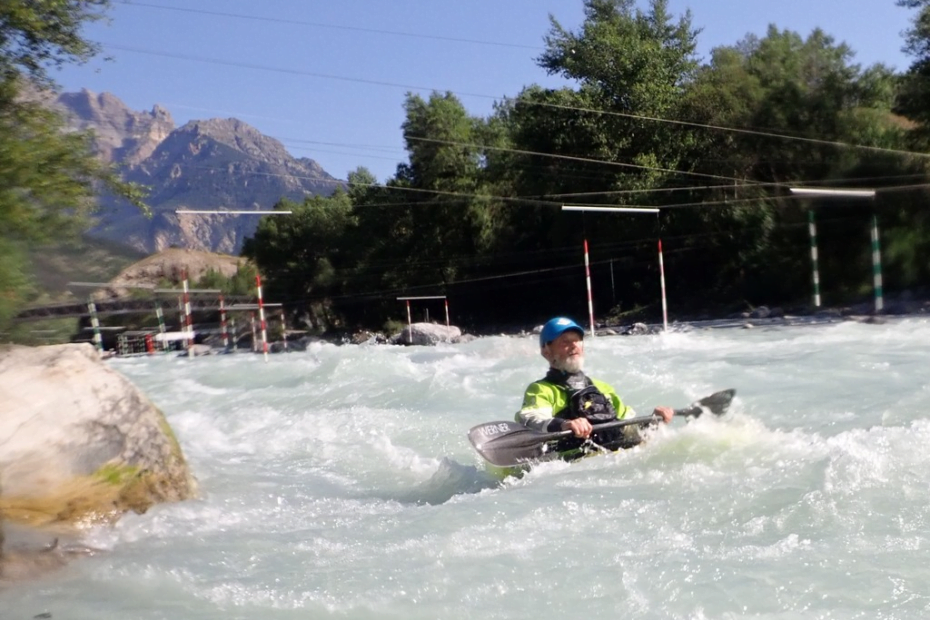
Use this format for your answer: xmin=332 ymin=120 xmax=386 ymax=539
xmin=55 ymin=0 xmax=917 ymax=183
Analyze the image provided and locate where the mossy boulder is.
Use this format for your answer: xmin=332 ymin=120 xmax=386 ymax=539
xmin=0 ymin=343 xmax=197 ymax=529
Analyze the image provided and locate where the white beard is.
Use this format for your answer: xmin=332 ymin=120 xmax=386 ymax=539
xmin=554 ymin=354 xmax=584 ymax=374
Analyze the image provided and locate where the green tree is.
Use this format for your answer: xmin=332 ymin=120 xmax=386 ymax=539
xmin=896 ymin=0 xmax=930 ymax=147
xmin=884 ymin=0 xmax=930 ymax=290
xmin=344 ymin=93 xmax=508 ymax=325
xmin=242 ymin=3 xmax=927 ymax=330
xmin=536 ymin=0 xmax=700 ymax=183
xmin=479 ymin=0 xmax=703 ymax=319
xmin=194 ymin=263 xmax=257 ymax=296
xmin=241 ymin=192 xmax=356 ymax=331
xmin=0 ymin=0 xmax=145 ymax=331
xmin=396 ymin=92 xmax=499 ymax=269
xmin=0 ymin=1 xmax=110 ymax=84
xmin=672 ymin=26 xmax=910 ymax=306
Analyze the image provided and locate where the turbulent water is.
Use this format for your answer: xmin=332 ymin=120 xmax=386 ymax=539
xmin=5 ymin=318 xmax=930 ymax=619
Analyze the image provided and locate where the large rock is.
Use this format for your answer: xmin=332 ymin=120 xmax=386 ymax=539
xmin=391 ymin=323 xmax=463 ymax=346
xmin=0 ymin=344 xmax=197 ymax=528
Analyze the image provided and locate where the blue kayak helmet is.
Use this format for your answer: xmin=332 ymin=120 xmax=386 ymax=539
xmin=539 ymin=317 xmax=585 ymax=347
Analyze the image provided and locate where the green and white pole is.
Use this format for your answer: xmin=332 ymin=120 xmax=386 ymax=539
xmin=808 ymin=210 xmax=821 ymax=307
xmin=87 ymin=300 xmax=103 ymax=353
xmin=791 ymin=187 xmax=877 ymax=310
xmin=871 ymin=214 xmax=884 ymax=313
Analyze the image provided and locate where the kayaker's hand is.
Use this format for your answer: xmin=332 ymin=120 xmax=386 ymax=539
xmin=562 ymin=418 xmax=592 ymax=438
xmin=653 ymin=406 xmax=674 ymax=423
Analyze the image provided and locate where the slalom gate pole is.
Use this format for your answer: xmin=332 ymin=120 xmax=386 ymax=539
xmin=87 ymin=300 xmax=103 ymax=354
xmin=808 ymin=210 xmax=821 ymax=308
xmin=155 ymin=305 xmax=169 ymax=351
xmin=444 ymin=299 xmax=450 ymax=327
xmin=406 ymin=300 xmax=412 ymax=328
xmin=658 ymin=239 xmax=668 ymax=332
xmin=255 ymin=274 xmax=269 ymax=362
xmin=871 ymin=214 xmax=884 ymax=313
xmin=250 ymin=313 xmax=257 ymax=352
xmin=584 ymin=238 xmax=595 ymax=337
xmin=280 ymin=309 xmax=288 ymax=351
xmin=610 ymin=259 xmax=616 ymax=305
xmin=182 ymin=269 xmax=193 ymax=358
xmin=220 ymin=293 xmax=229 ymax=349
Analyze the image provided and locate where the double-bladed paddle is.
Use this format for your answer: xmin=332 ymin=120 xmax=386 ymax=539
xmin=468 ymin=388 xmax=736 ymax=467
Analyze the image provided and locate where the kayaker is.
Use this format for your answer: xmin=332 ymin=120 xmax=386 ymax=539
xmin=515 ymin=316 xmax=674 ymax=454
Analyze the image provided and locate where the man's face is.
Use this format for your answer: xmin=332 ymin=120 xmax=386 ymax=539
xmin=542 ymin=330 xmax=584 ymax=373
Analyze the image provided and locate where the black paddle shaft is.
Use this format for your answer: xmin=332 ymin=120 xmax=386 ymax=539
xmin=468 ymin=388 xmax=736 ymax=467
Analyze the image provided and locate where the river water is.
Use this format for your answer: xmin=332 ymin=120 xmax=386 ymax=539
xmin=4 ymin=318 xmax=930 ymax=619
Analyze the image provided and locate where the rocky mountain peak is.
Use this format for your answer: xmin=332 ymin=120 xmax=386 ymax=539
xmin=56 ymin=88 xmax=175 ymax=165
xmin=53 ymin=90 xmax=342 ymax=254
xmin=173 ymin=118 xmax=292 ymax=164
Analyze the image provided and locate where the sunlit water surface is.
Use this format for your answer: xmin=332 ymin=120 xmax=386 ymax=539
xmin=5 ymin=319 xmax=930 ymax=619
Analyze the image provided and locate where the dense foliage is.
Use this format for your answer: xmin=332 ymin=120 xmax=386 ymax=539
xmin=0 ymin=0 xmax=144 ymax=331
xmin=193 ymin=263 xmax=258 ymax=297
xmin=243 ymin=0 xmax=929 ymax=333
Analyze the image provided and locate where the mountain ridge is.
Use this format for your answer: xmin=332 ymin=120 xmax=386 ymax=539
xmin=56 ymin=89 xmax=175 ymax=166
xmin=55 ymin=89 xmax=341 ymax=254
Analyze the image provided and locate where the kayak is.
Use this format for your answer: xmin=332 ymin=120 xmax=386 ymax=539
xmin=487 ymin=433 xmax=648 ymax=480
xmin=469 ymin=389 xmax=736 ymax=480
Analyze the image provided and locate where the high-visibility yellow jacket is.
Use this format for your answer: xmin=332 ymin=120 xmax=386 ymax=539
xmin=515 ymin=372 xmax=634 ymax=433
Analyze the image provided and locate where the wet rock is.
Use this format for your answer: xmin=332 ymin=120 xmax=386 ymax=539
xmin=0 ymin=343 xmax=197 ymax=529
xmin=391 ymin=323 xmax=463 ymax=346
xmin=350 ymin=330 xmax=388 ymax=345
xmin=181 ymin=343 xmax=212 ymax=357
xmin=0 ymin=524 xmax=102 ymax=585
xmin=621 ymin=322 xmax=653 ymax=336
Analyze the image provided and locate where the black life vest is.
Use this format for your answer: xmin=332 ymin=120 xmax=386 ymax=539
xmin=543 ymin=370 xmax=631 ymax=455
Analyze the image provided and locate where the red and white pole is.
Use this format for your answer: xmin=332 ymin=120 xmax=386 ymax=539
xmin=658 ymin=239 xmax=668 ymax=332
xmin=87 ymin=300 xmax=103 ymax=353
xmin=406 ymin=299 xmax=412 ymax=328
xmin=156 ymin=306 xmax=169 ymax=351
xmin=255 ymin=273 xmax=269 ymax=362
xmin=182 ymin=268 xmax=194 ymax=358
xmin=280 ymin=309 xmax=288 ymax=352
xmin=444 ymin=299 xmax=450 ymax=327
xmin=219 ymin=293 xmax=229 ymax=349
xmin=250 ymin=312 xmax=257 ymax=352
xmin=584 ymin=238 xmax=595 ymax=337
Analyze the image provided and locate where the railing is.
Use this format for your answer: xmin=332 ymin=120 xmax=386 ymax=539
xmin=14 ymin=296 xmax=254 ymax=322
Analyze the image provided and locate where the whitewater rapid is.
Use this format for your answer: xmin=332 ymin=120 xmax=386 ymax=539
xmin=5 ymin=318 xmax=930 ymax=618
